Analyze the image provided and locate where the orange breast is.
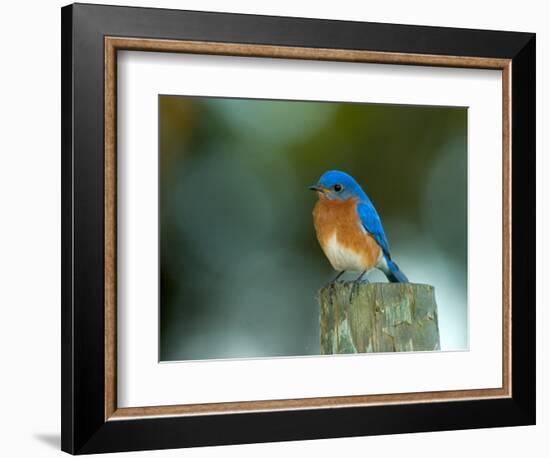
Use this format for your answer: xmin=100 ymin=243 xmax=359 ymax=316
xmin=312 ymin=196 xmax=381 ymax=271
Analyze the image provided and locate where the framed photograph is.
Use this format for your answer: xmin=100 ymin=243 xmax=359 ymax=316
xmin=61 ymin=3 xmax=535 ymax=454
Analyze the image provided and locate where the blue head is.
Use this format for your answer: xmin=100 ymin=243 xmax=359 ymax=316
xmin=309 ymin=170 xmax=367 ymax=201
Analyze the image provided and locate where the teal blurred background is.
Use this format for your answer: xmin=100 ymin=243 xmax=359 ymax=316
xmin=159 ymin=95 xmax=468 ymax=361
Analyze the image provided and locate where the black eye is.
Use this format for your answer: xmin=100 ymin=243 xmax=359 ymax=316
xmin=333 ymin=184 xmax=342 ymax=192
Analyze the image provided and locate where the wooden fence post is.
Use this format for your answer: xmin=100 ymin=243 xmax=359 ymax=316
xmin=320 ymin=282 xmax=440 ymax=354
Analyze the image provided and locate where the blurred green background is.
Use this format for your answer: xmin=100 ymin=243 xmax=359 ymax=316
xmin=159 ymin=95 xmax=468 ymax=361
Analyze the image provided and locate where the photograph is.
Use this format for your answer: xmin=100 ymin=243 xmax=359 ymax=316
xmin=159 ymin=95 xmax=468 ymax=361
xmin=52 ymin=2 xmax=536 ymax=455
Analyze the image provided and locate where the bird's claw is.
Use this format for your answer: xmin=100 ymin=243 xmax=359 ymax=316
xmin=348 ymin=271 xmax=368 ymax=303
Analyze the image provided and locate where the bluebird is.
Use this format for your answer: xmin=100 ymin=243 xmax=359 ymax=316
xmin=310 ymin=170 xmax=408 ymax=284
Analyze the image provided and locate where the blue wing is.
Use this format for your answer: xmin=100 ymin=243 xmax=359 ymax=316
xmin=356 ymin=199 xmax=391 ymax=257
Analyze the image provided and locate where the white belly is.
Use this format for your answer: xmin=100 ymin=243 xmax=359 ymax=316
xmin=323 ymin=233 xmax=366 ymax=272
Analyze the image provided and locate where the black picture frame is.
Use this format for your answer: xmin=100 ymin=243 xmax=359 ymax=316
xmin=61 ymin=3 xmax=535 ymax=454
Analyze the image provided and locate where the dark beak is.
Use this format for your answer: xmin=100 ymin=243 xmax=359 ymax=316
xmin=309 ymin=185 xmax=323 ymax=192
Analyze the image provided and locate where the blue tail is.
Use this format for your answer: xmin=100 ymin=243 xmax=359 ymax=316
xmin=384 ymin=256 xmax=409 ymax=283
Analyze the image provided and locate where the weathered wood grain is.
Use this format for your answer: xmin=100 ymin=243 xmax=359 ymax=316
xmin=320 ymin=282 xmax=440 ymax=354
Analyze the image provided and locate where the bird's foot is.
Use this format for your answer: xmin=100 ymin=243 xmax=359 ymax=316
xmin=328 ymin=281 xmax=339 ymax=306
xmin=324 ymin=271 xmax=345 ymax=290
xmin=330 ymin=270 xmax=345 ymax=285
xmin=324 ymin=272 xmax=345 ymax=307
xmin=348 ymin=271 xmax=368 ymax=303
